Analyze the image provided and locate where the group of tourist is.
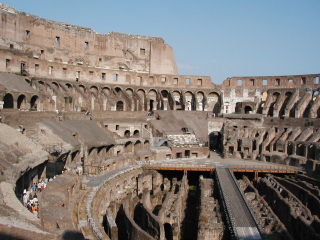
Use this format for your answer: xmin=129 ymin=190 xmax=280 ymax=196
xmin=21 ymin=177 xmax=55 ymax=217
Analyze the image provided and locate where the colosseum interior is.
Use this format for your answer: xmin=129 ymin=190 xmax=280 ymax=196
xmin=0 ymin=3 xmax=320 ymax=240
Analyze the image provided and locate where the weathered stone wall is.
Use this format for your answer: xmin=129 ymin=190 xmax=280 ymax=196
xmin=197 ymin=177 xmax=224 ymax=240
xmin=116 ymin=204 xmax=155 ymax=240
xmin=222 ymin=118 xmax=320 ymax=172
xmin=256 ymin=176 xmax=320 ymax=240
xmin=134 ymin=202 xmax=162 ymax=239
xmin=0 ymin=4 xmax=177 ymax=76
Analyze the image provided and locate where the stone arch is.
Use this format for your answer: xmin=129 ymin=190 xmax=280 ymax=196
xmin=79 ymin=84 xmax=86 ymax=94
xmin=30 ymin=95 xmax=39 ymax=111
xmin=51 ymin=82 xmax=60 ymax=92
xmin=125 ymin=88 xmax=134 ymax=110
xmin=37 ymin=81 xmax=46 ymax=91
xmin=307 ymin=144 xmax=316 ymax=160
xmin=287 ymin=143 xmax=294 ymax=155
xmin=160 ymin=90 xmax=173 ymax=110
xmin=124 ymin=141 xmax=133 ymax=153
xmin=244 ymin=105 xmax=253 ymax=114
xmin=89 ymin=86 xmax=99 ymax=111
xmin=296 ymin=144 xmax=305 ymax=157
xmin=184 ymin=91 xmax=196 ymax=111
xmin=196 ymin=91 xmax=206 ymax=111
xmin=64 ymin=95 xmax=74 ymax=112
xmin=65 ymin=83 xmax=74 ymax=94
xmin=88 ymin=148 xmax=99 ymax=165
xmin=144 ymin=140 xmax=150 ymax=149
xmin=124 ymin=130 xmax=130 ymax=138
xmin=17 ymin=94 xmax=27 ymax=110
xmin=137 ymin=89 xmax=146 ymax=111
xmin=257 ymin=91 xmax=268 ymax=114
xmin=116 ymin=101 xmax=124 ymax=111
xmin=268 ymin=92 xmax=281 ymax=117
xmin=45 ymin=83 xmax=54 ymax=96
xmin=148 ymin=89 xmax=158 ymax=111
xmin=134 ymin=140 xmax=142 ymax=152
xmin=126 ymin=88 xmax=134 ymax=96
xmin=102 ymin=87 xmax=111 ymax=96
xmin=89 ymin=86 xmax=99 ymax=95
xmin=309 ymin=90 xmax=320 ymax=118
xmin=207 ymin=92 xmax=221 ymax=113
xmin=106 ymin=145 xmax=114 ymax=157
xmin=114 ymin=87 xmax=122 ymax=94
xmin=133 ymin=130 xmax=140 ymax=137
xmin=172 ymin=90 xmax=183 ymax=110
xmin=101 ymin=87 xmax=111 ymax=111
xmin=279 ymin=91 xmax=293 ymax=117
xmin=3 ymin=93 xmax=14 ymax=109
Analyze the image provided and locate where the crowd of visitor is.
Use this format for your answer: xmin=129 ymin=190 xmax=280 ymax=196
xmin=21 ymin=177 xmax=55 ymax=217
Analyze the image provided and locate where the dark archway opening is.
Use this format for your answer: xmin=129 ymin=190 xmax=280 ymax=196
xmin=17 ymin=94 xmax=26 ymax=109
xmin=116 ymin=101 xmax=124 ymax=111
xmin=287 ymin=143 xmax=294 ymax=155
xmin=279 ymin=92 xmax=292 ymax=117
xmin=268 ymin=93 xmax=280 ymax=117
xmin=185 ymin=150 xmax=190 ymax=158
xmin=296 ymin=144 xmax=305 ymax=157
xmin=3 ymin=93 xmax=14 ymax=109
xmin=308 ymin=145 xmax=315 ymax=160
xmin=164 ymin=223 xmax=173 ymax=240
xmin=149 ymin=99 xmax=154 ymax=112
xmin=30 ymin=95 xmax=39 ymax=111
xmin=209 ymin=132 xmax=222 ymax=152
xmin=124 ymin=130 xmax=130 ymax=138
xmin=133 ymin=130 xmax=140 ymax=137
xmin=244 ymin=106 xmax=253 ymax=114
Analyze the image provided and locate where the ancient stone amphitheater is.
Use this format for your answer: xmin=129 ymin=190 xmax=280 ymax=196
xmin=0 ymin=3 xmax=319 ymax=240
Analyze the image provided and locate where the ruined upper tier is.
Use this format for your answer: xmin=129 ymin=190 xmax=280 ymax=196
xmin=0 ymin=3 xmax=186 ymax=81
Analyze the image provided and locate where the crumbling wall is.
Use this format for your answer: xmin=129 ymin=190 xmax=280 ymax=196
xmin=256 ymin=176 xmax=320 ymax=240
xmin=116 ymin=204 xmax=155 ymax=240
xmin=134 ymin=202 xmax=162 ymax=239
xmin=197 ymin=177 xmax=224 ymax=240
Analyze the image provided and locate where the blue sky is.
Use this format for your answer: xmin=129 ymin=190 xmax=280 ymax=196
xmin=2 ymin=0 xmax=320 ymax=84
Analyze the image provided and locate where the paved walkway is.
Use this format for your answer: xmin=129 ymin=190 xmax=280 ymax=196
xmin=85 ymin=165 xmax=141 ymax=187
xmin=143 ymin=153 xmax=303 ymax=173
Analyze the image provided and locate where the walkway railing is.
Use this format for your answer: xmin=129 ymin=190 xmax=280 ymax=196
xmin=85 ymin=164 xmax=142 ymax=240
xmin=215 ymin=168 xmax=262 ymax=240
xmin=142 ymin=158 xmax=304 ymax=173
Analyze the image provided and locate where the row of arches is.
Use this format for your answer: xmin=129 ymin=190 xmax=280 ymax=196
xmin=87 ymin=140 xmax=150 ymax=159
xmin=123 ymin=140 xmax=150 ymax=153
xmin=261 ymin=90 xmax=320 ymax=118
xmin=30 ymin=80 xmax=222 ymax=113
xmin=124 ymin=130 xmax=140 ymax=138
xmin=2 ymin=93 xmax=39 ymax=110
xmin=287 ymin=142 xmax=319 ymax=160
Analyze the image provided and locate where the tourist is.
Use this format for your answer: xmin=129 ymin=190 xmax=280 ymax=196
xmin=22 ymin=190 xmax=28 ymax=207
xmin=31 ymin=204 xmax=38 ymax=217
xmin=32 ymin=183 xmax=37 ymax=192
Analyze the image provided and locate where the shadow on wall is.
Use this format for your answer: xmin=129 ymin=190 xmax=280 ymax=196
xmin=0 ymin=234 xmax=26 ymax=240
xmin=62 ymin=231 xmax=85 ymax=240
